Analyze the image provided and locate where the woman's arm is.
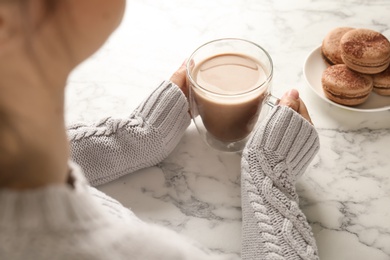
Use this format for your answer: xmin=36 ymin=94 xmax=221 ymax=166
xmin=68 ymin=80 xmax=190 ymax=186
xmin=241 ymin=105 xmax=320 ymax=260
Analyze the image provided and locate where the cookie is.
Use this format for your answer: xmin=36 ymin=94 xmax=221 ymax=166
xmin=340 ymin=28 xmax=390 ymax=74
xmin=321 ymin=27 xmax=354 ymax=66
xmin=321 ymin=64 xmax=373 ymax=106
xmin=372 ymin=65 xmax=390 ymax=95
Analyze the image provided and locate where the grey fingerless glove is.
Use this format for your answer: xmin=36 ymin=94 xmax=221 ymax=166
xmin=245 ymin=105 xmax=319 ymax=200
xmin=68 ymin=81 xmax=191 ymax=186
xmin=241 ymin=105 xmax=320 ymax=260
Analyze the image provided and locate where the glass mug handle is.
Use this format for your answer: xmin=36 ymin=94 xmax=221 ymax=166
xmin=265 ymin=94 xmax=280 ymax=108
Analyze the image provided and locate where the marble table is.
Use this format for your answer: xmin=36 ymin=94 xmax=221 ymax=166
xmin=65 ymin=1 xmax=390 ymax=259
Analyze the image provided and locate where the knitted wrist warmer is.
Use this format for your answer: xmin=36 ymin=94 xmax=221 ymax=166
xmin=68 ymin=81 xmax=191 ymax=186
xmin=241 ymin=106 xmax=320 ymax=260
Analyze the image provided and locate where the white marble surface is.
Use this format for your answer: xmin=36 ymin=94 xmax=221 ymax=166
xmin=65 ymin=1 xmax=390 ymax=259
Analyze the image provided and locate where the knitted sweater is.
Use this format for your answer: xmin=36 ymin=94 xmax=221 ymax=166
xmin=0 ymin=81 xmax=320 ymax=260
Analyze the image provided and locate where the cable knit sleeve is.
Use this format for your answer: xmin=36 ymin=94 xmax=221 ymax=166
xmin=67 ymin=81 xmax=191 ymax=186
xmin=241 ymin=106 xmax=320 ymax=260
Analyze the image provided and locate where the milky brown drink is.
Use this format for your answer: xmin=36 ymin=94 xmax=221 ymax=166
xmin=190 ymin=53 xmax=269 ymax=142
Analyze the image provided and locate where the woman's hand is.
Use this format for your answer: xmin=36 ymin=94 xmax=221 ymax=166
xmin=278 ymin=89 xmax=313 ymax=125
xmin=170 ymin=60 xmax=189 ymax=99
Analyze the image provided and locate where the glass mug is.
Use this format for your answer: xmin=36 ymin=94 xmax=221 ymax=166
xmin=186 ymin=38 xmax=279 ymax=152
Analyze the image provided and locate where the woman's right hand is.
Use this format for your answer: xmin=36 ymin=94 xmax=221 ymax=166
xmin=278 ymin=89 xmax=313 ymax=125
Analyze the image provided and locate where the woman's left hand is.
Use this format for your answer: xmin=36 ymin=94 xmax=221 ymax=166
xmin=170 ymin=60 xmax=189 ymax=99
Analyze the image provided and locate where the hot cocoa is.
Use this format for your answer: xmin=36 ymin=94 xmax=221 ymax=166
xmin=190 ymin=53 xmax=269 ymax=142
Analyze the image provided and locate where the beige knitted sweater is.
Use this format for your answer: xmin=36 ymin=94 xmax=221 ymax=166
xmin=0 ymin=81 xmax=320 ymax=260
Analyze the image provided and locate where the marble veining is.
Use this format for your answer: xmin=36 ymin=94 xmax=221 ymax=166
xmin=301 ymin=128 xmax=390 ymax=259
xmin=66 ymin=1 xmax=390 ymax=259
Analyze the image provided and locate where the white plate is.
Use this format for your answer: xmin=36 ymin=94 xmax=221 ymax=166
xmin=303 ymin=46 xmax=390 ymax=112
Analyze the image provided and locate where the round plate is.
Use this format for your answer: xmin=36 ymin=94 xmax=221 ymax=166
xmin=303 ymin=46 xmax=390 ymax=112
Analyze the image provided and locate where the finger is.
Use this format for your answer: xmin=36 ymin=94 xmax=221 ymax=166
xmin=170 ymin=60 xmax=189 ymax=98
xmin=278 ymin=89 xmax=314 ymax=125
xmin=279 ymin=89 xmax=300 ymax=112
xmin=170 ymin=60 xmax=186 ymax=87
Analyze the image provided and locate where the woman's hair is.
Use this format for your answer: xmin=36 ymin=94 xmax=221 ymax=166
xmin=0 ymin=0 xmax=58 ymax=18
xmin=0 ymin=108 xmax=23 ymax=185
xmin=0 ymin=111 xmax=10 ymax=157
xmin=0 ymin=0 xmax=63 ymax=187
xmin=44 ymin=0 xmax=57 ymax=11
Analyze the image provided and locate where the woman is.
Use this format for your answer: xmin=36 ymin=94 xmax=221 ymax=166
xmin=0 ymin=0 xmax=319 ymax=259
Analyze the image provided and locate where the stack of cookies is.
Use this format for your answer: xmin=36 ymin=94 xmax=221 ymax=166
xmin=321 ymin=27 xmax=390 ymax=106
